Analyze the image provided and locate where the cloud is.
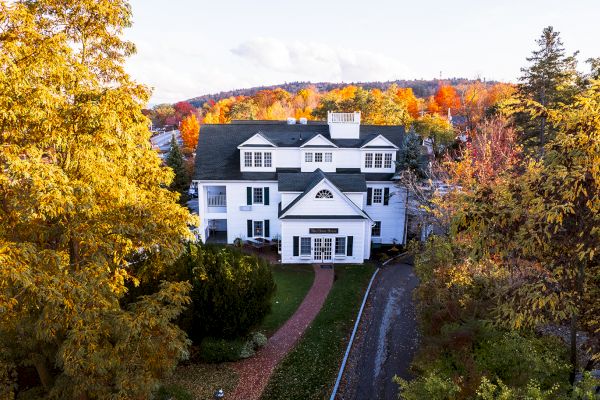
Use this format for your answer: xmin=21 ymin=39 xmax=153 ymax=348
xmin=231 ymin=37 xmax=411 ymax=83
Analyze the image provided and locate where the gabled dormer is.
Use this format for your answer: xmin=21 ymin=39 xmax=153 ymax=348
xmin=360 ymin=135 xmax=398 ymax=173
xmin=238 ymin=132 xmax=277 ymax=172
xmin=300 ymin=134 xmax=338 ymax=148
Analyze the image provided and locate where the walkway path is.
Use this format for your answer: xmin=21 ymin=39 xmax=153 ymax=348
xmin=231 ymin=264 xmax=334 ymax=400
xmin=335 ymin=258 xmax=419 ymax=399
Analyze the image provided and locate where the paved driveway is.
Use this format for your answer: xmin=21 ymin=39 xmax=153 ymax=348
xmin=336 ymin=258 xmax=419 ymax=400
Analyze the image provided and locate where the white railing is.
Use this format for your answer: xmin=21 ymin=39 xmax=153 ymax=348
xmin=327 ymin=111 xmax=361 ymax=124
xmin=207 ymin=194 xmax=226 ymax=207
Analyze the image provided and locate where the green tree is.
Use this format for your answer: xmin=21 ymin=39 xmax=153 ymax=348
xmin=0 ymin=0 xmax=195 ymax=398
xmin=412 ymin=114 xmax=455 ymax=156
xmin=165 ymin=134 xmax=189 ymax=200
xmin=517 ymin=26 xmax=580 ymax=154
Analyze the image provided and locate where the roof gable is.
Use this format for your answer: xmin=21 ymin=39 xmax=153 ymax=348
xmin=238 ymin=132 xmax=277 ymax=147
xmin=361 ymin=134 xmax=399 ymax=149
xmin=300 ymin=134 xmax=338 ymax=148
xmin=279 ymin=170 xmax=370 ymax=220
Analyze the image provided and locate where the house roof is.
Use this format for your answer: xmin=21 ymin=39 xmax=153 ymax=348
xmin=278 ymin=169 xmax=370 ymax=220
xmin=193 ymin=121 xmax=405 ymax=181
xmin=278 ymin=171 xmax=367 ymax=192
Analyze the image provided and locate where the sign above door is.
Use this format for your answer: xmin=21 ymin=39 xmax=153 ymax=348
xmin=309 ymin=228 xmax=339 ymax=234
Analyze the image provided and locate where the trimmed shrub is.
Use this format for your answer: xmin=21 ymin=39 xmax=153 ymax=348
xmin=251 ymin=332 xmax=268 ymax=348
xmin=189 ymin=244 xmax=276 ymax=340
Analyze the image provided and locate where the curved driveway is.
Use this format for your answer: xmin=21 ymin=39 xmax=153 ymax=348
xmin=335 ymin=258 xmax=419 ymax=400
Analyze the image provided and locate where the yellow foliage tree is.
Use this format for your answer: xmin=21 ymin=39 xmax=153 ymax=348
xmin=0 ymin=0 xmax=195 ymax=398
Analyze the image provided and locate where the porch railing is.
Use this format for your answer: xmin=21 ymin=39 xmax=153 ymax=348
xmin=207 ymin=194 xmax=226 ymax=207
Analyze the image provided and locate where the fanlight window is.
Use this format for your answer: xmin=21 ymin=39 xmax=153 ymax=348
xmin=315 ymin=190 xmax=333 ymax=199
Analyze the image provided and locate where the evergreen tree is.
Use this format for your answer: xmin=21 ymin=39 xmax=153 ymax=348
xmin=397 ymin=131 xmax=426 ymax=177
xmin=165 ymin=134 xmax=189 ymax=198
xmin=518 ymin=26 xmax=579 ymax=153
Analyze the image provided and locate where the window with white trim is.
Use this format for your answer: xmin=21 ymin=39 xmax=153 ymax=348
xmin=264 ymin=152 xmax=272 ymax=167
xmin=384 ymin=153 xmax=393 ymax=168
xmin=305 ymin=152 xmax=313 ymax=162
xmin=300 ymin=237 xmax=311 ymax=255
xmin=372 ymin=221 xmax=381 ymax=237
xmin=365 ymin=153 xmax=373 ymax=168
xmin=253 ymin=220 xmax=263 ymax=237
xmin=315 ymin=152 xmax=323 ymax=162
xmin=254 ymin=152 xmax=262 ymax=167
xmin=315 ymin=189 xmax=333 ymax=199
xmin=244 ymin=152 xmax=252 ymax=167
xmin=335 ymin=237 xmax=346 ymax=255
xmin=374 ymin=153 xmax=383 ymax=168
xmin=253 ymin=187 xmax=263 ymax=204
xmin=372 ymin=188 xmax=383 ymax=204
xmin=324 ymin=152 xmax=332 ymax=162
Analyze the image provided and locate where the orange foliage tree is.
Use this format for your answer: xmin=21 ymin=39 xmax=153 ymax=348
xmin=180 ymin=113 xmax=200 ymax=149
xmin=434 ymin=84 xmax=461 ymax=113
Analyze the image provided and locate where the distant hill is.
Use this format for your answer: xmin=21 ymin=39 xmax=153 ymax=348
xmin=186 ymin=79 xmax=497 ymax=108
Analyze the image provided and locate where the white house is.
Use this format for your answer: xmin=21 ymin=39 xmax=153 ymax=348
xmin=192 ymin=112 xmax=408 ymax=264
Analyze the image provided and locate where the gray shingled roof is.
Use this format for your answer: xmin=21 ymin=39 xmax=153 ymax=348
xmin=193 ymin=121 xmax=405 ymax=181
xmin=278 ymin=171 xmax=367 ymax=192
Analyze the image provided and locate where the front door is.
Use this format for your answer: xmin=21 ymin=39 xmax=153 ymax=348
xmin=313 ymin=237 xmax=333 ymax=263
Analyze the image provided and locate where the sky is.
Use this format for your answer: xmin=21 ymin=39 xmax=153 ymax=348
xmin=124 ymin=0 xmax=600 ymax=105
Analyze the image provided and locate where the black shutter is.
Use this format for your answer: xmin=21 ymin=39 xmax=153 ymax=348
xmin=247 ymin=187 xmax=252 ymax=205
xmin=247 ymin=220 xmax=252 ymax=237
xmin=366 ymin=188 xmax=372 ymax=205
xmin=264 ymin=220 xmax=270 ymax=237
xmin=384 ymin=187 xmax=390 ymax=206
xmin=264 ymin=187 xmax=270 ymax=205
xmin=293 ymin=236 xmax=299 ymax=256
xmin=347 ymin=236 xmax=353 ymax=256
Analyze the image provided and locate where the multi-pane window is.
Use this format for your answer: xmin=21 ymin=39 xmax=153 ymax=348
xmin=372 ymin=221 xmax=382 ymax=237
xmin=244 ymin=152 xmax=253 ymax=167
xmin=253 ymin=187 xmax=263 ymax=204
xmin=300 ymin=237 xmax=311 ymax=255
xmin=305 ymin=152 xmax=313 ymax=162
xmin=384 ymin=153 xmax=393 ymax=168
xmin=372 ymin=188 xmax=383 ymax=204
xmin=253 ymin=220 xmax=263 ymax=237
xmin=374 ymin=153 xmax=383 ymax=168
xmin=324 ymin=152 xmax=332 ymax=162
xmin=335 ymin=237 xmax=346 ymax=255
xmin=315 ymin=152 xmax=323 ymax=162
xmin=365 ymin=153 xmax=373 ymax=168
xmin=264 ymin=152 xmax=272 ymax=167
xmin=254 ymin=152 xmax=262 ymax=167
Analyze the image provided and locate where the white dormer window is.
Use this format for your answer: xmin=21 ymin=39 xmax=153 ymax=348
xmin=305 ymin=152 xmax=313 ymax=162
xmin=315 ymin=189 xmax=333 ymax=199
xmin=244 ymin=152 xmax=252 ymax=167
xmin=264 ymin=152 xmax=272 ymax=167
xmin=384 ymin=153 xmax=393 ymax=168
xmin=315 ymin=152 xmax=323 ymax=162
xmin=254 ymin=152 xmax=262 ymax=167
xmin=374 ymin=153 xmax=383 ymax=168
xmin=365 ymin=153 xmax=373 ymax=168
xmin=325 ymin=152 xmax=332 ymax=162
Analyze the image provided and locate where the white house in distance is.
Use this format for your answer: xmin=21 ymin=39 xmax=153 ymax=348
xmin=192 ymin=112 xmax=409 ymax=264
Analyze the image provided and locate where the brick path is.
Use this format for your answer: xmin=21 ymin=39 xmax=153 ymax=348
xmin=231 ymin=265 xmax=334 ymax=400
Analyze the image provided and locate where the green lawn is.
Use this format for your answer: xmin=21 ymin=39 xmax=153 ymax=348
xmin=259 ymin=264 xmax=315 ymax=336
xmin=261 ymin=264 xmax=376 ymax=400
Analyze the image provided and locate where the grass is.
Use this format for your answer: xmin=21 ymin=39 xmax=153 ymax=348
xmin=261 ymin=263 xmax=376 ymax=400
xmin=160 ymin=363 xmax=238 ymax=400
xmin=259 ymin=264 xmax=315 ymax=336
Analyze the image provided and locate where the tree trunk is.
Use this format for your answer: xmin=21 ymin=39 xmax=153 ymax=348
xmin=32 ymin=354 xmax=54 ymax=390
xmin=569 ymin=261 xmax=586 ymax=384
